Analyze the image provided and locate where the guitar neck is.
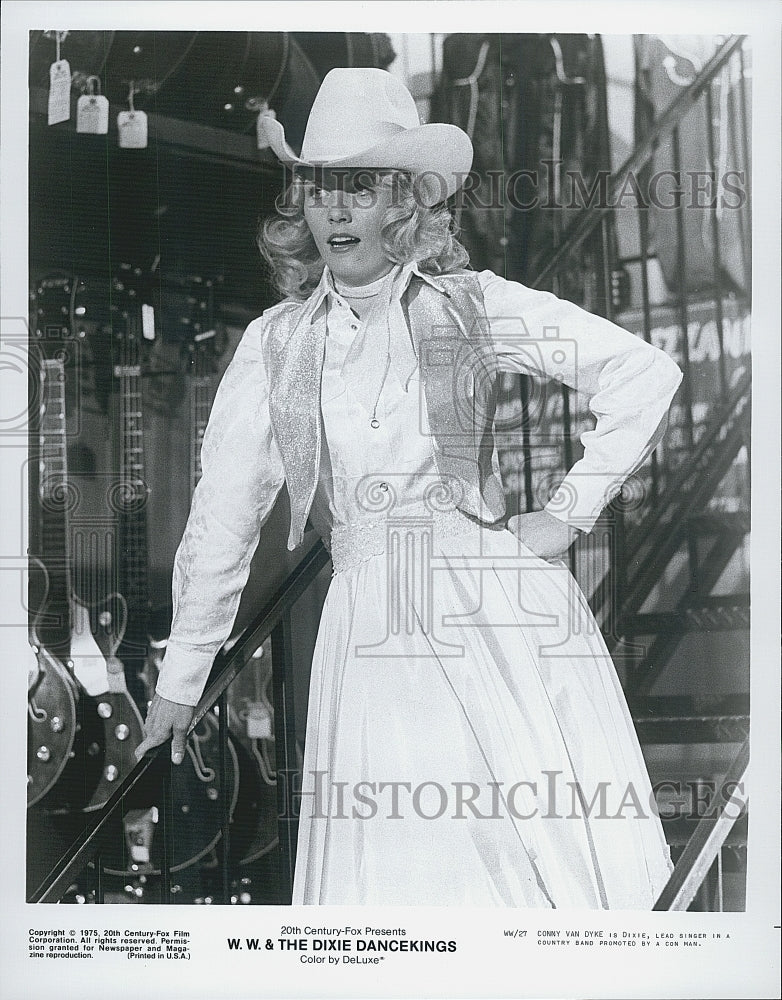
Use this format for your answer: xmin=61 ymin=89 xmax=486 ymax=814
xmin=115 ymin=362 xmax=149 ymax=619
xmin=34 ymin=358 xmax=72 ymax=649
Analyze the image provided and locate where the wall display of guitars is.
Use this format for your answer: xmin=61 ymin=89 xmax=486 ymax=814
xmin=27 ymin=265 xmax=293 ymax=903
xmin=27 ymin=352 xmax=98 ymax=809
xmin=143 ymin=290 xmax=282 ymax=885
xmin=27 ymin=279 xmax=142 ymax=816
xmin=179 ymin=307 xmax=280 ymax=868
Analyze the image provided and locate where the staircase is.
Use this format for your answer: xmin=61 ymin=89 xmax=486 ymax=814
xmin=523 ymin=33 xmax=751 ymax=912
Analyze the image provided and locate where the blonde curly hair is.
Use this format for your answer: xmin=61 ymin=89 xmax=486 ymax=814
xmin=258 ymin=170 xmax=470 ymax=300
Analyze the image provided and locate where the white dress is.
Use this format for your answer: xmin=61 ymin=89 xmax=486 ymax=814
xmin=158 ymin=263 xmax=682 ymax=908
xmin=290 ymin=271 xmax=675 ymax=907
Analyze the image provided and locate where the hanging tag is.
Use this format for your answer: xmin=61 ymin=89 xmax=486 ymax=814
xmin=76 ymin=94 xmax=109 ymax=134
xmin=246 ymin=701 xmax=273 ymax=740
xmin=48 ymin=60 xmax=72 ymax=125
xmin=256 ymin=106 xmax=277 ymax=150
xmin=141 ymin=303 xmax=155 ymax=340
xmin=117 ymin=109 xmax=148 ymax=149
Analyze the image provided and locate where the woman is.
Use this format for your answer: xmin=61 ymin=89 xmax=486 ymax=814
xmin=137 ymin=69 xmax=682 ymax=907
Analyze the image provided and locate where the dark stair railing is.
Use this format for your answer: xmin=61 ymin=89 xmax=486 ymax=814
xmin=653 ymin=738 xmax=749 ymax=911
xmin=524 ymin=33 xmax=751 ymax=702
xmin=28 ymin=539 xmax=330 ymax=904
xmin=30 ymin=34 xmax=751 ymax=910
xmin=590 ymin=369 xmax=750 ymax=647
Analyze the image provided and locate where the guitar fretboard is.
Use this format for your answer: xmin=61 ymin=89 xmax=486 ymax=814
xmin=38 ymin=358 xmax=72 ymax=647
xmin=114 ymin=323 xmax=150 ymax=621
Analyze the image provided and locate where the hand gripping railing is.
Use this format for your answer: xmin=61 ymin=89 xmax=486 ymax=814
xmin=28 ymin=539 xmax=330 ymax=904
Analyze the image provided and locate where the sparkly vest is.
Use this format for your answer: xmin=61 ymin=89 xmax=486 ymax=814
xmin=266 ymin=271 xmax=507 ymax=550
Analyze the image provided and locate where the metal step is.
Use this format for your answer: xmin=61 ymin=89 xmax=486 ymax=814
xmin=626 ymin=592 xmax=749 ymax=635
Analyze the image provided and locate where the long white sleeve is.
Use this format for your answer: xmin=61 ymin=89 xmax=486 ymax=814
xmin=156 ymin=315 xmax=286 ymax=706
xmin=478 ymin=270 xmax=683 ymax=529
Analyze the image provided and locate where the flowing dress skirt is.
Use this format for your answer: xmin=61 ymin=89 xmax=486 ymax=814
xmin=292 ymin=515 xmax=673 ymax=907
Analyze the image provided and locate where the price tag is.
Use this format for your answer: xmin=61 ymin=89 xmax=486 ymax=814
xmin=141 ymin=303 xmax=156 ymax=341
xmin=246 ymin=701 xmax=273 ymax=740
xmin=117 ymin=109 xmax=148 ymax=149
xmin=47 ymin=60 xmax=71 ymax=125
xmin=76 ymin=94 xmax=109 ymax=134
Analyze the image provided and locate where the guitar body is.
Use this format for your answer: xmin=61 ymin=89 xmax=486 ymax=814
xmin=129 ymin=639 xmax=241 ymax=874
xmin=99 ymin=708 xmax=240 ymax=876
xmin=27 ymin=639 xmax=77 ymax=807
xmin=26 ymin=356 xmax=82 ymax=809
xmin=82 ymin=268 xmax=241 ymax=873
xmin=69 ymin=595 xmax=146 ymax=812
xmin=27 ymin=567 xmax=112 ymax=817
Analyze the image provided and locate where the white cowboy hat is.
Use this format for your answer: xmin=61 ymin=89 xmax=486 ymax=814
xmin=260 ymin=67 xmax=473 ymax=206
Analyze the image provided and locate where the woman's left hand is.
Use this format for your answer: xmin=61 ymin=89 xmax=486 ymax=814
xmin=506 ymin=509 xmax=580 ymax=560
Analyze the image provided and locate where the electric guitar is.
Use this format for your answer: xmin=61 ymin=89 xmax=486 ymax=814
xmin=181 ymin=303 xmax=280 ymax=865
xmin=32 ymin=273 xmax=147 ymax=813
xmin=222 ymin=639 xmax=280 ymax=864
xmin=26 ymin=282 xmax=118 ymax=813
xmin=93 ymin=266 xmax=239 ymax=875
xmin=27 ymin=355 xmax=80 ymax=806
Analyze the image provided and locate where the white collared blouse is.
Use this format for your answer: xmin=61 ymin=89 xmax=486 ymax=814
xmin=155 ymin=265 xmax=682 ymax=705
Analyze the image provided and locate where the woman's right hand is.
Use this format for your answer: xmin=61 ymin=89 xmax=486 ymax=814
xmin=134 ymin=693 xmax=195 ymax=765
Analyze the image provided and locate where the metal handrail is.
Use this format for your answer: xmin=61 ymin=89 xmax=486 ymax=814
xmin=653 ymin=738 xmax=749 ymax=910
xmin=530 ymin=34 xmax=747 ymax=289
xmin=29 ymin=538 xmax=330 ymax=903
xmin=190 ymin=540 xmax=330 ymax=732
xmin=588 ymin=369 xmax=751 ymax=631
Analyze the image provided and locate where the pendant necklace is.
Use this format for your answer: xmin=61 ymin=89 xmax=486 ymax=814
xmin=369 ymin=329 xmax=392 ymax=428
xmin=336 ymin=271 xmax=395 ymax=430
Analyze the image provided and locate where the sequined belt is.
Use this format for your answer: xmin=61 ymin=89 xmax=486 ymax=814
xmin=329 ymin=506 xmax=483 ymax=574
